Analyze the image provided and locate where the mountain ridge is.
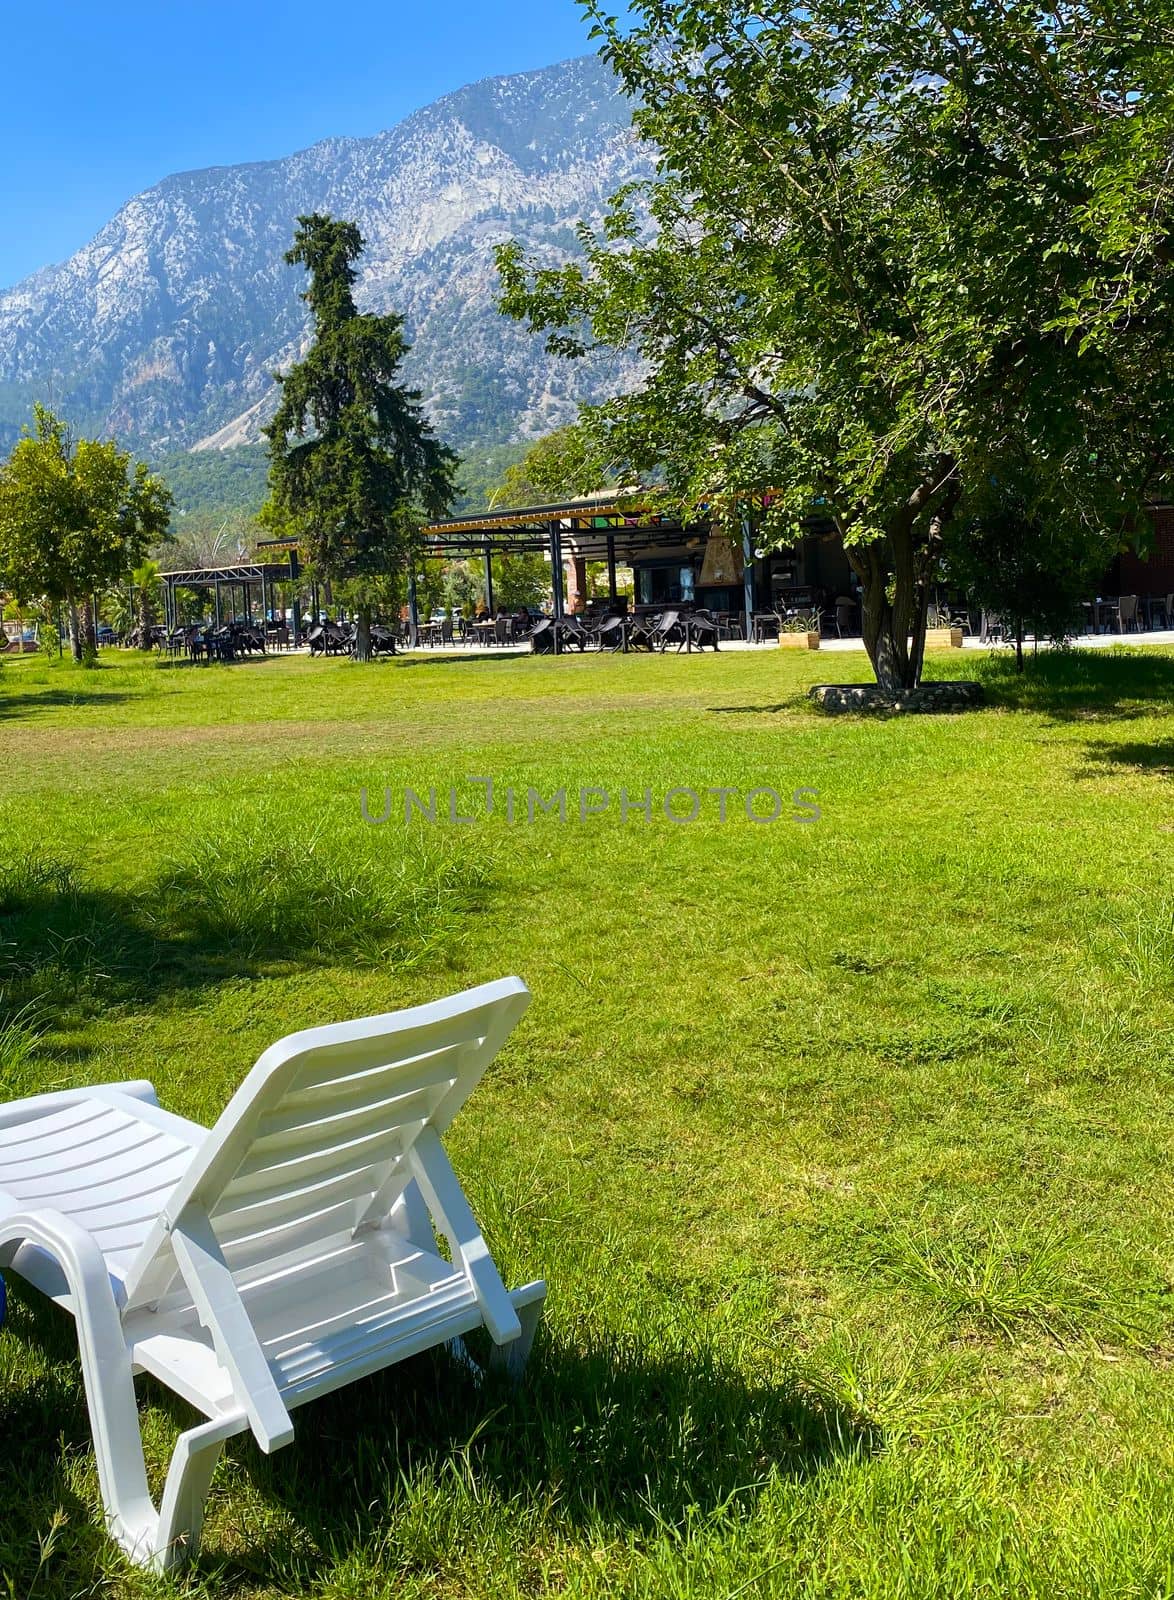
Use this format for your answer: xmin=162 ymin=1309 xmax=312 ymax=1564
xmin=0 ymin=54 xmax=649 ymax=459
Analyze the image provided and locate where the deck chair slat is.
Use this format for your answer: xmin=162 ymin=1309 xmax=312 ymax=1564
xmin=278 ymin=1039 xmax=471 ymax=1112
xmin=286 ymin=1016 xmax=496 ymax=1095
xmin=247 ymin=1083 xmax=448 ymax=1167
xmin=0 ymin=1108 xmax=149 ymax=1170
xmin=0 ymin=1099 xmax=105 ymax=1145
xmin=225 ymin=1121 xmax=411 ymax=1197
xmin=10 ymin=1149 xmax=191 ymax=1206
xmin=261 ymin=1275 xmax=451 ymax=1351
xmin=256 ymin=1050 xmax=465 ymax=1136
xmin=213 ymin=1200 xmax=360 ymax=1274
xmin=270 ymin=1282 xmax=476 ymax=1385
xmin=210 ymin=1162 xmax=390 ymax=1226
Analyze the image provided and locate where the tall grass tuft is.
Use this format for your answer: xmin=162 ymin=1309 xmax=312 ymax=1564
xmin=859 ymin=1210 xmax=1131 ymax=1346
xmin=0 ymin=1004 xmax=42 ymax=1098
xmin=151 ymin=824 xmax=492 ymax=969
xmin=0 ymin=852 xmax=81 ymax=916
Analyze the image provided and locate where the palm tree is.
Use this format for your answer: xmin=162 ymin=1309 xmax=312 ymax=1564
xmin=132 ymin=560 xmax=163 ymax=646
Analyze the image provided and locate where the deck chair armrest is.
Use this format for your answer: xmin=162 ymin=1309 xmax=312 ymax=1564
xmin=169 ymin=1208 xmax=294 ymax=1453
xmin=407 ymin=1128 xmax=522 ymax=1346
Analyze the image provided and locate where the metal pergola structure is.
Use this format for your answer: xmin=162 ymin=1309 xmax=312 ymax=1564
xmin=160 ymin=554 xmax=302 ymax=641
xmin=419 ymin=492 xmax=758 ymax=640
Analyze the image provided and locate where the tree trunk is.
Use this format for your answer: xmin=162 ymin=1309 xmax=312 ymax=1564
xmin=852 ymin=524 xmax=922 ymax=692
xmin=353 ymin=605 xmax=372 ymax=663
xmin=138 ymin=584 xmax=156 ymax=647
xmin=81 ymin=597 xmax=98 ymax=666
xmin=845 ymin=465 xmax=958 ymax=694
xmin=67 ymin=599 xmax=84 ymax=664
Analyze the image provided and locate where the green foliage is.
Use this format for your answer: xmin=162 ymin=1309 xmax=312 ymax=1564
xmin=150 ymin=445 xmax=268 ymax=554
xmin=152 ymin=444 xmax=268 ymax=525
xmin=945 ymin=497 xmax=1113 ymax=654
xmin=492 ymin=554 xmax=550 ymax=612
xmin=0 ymin=406 xmax=172 ymax=612
xmin=499 ymin=3 xmax=1174 ymax=690
xmin=264 ymin=215 xmax=458 ymax=603
xmin=491 ymin=423 xmax=610 ymax=508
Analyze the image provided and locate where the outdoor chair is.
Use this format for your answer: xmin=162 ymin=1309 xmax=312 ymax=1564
xmin=0 ymin=978 xmax=545 ymax=1572
xmin=596 ymin=615 xmax=625 ymax=651
xmin=681 ymin=610 xmax=720 ymax=651
xmin=828 ymin=597 xmax=856 ymax=639
xmin=649 ymin=610 xmax=683 ymax=651
xmin=1116 ymin=595 xmax=1140 ymax=633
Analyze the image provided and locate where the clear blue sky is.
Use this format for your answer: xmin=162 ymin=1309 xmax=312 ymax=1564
xmin=0 ymin=0 xmax=598 ymax=288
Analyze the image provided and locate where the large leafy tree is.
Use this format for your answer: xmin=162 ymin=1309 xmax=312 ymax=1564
xmin=264 ymin=214 xmax=457 ymax=661
xmin=489 ymin=423 xmax=610 ymax=509
xmin=499 ymin=1 xmax=1174 ymax=690
xmin=0 ymin=406 xmax=172 ymax=664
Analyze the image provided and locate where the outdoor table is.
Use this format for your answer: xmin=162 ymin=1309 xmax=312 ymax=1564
xmin=473 ymin=621 xmax=495 ymax=646
xmin=751 ymin=612 xmax=780 ymax=643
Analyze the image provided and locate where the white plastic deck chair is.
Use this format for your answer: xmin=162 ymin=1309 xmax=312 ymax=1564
xmin=0 ymin=977 xmax=544 ymax=1571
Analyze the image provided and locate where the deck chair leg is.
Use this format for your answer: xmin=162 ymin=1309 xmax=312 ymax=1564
xmin=488 ymin=1281 xmax=547 ymax=1381
xmin=0 ymin=1211 xmax=158 ymax=1563
xmin=154 ymin=1414 xmax=244 ymax=1572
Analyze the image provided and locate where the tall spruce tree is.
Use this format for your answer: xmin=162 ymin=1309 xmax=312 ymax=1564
xmin=264 ymin=214 xmax=457 ymax=661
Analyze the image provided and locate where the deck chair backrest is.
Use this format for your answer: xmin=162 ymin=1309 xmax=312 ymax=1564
xmin=122 ymin=978 xmax=530 ymax=1310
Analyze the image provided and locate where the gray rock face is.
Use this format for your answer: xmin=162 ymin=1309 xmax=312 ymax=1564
xmin=0 ymin=55 xmax=650 ymax=455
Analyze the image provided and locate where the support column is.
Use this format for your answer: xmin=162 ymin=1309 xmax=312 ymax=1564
xmin=566 ymin=554 xmax=587 ymax=615
xmin=482 ymin=545 xmax=494 ymax=617
xmin=607 ymin=535 xmax=618 ymax=604
xmin=549 ymin=523 xmax=565 ymax=619
xmin=408 ymin=569 xmax=420 ymax=648
xmin=741 ymin=518 xmax=755 ymax=644
xmin=214 ymin=581 xmax=222 ymax=630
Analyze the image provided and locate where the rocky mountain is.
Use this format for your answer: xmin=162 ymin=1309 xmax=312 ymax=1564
xmin=0 ymin=55 xmax=650 ymax=460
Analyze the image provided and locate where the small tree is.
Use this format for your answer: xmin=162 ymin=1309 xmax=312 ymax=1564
xmin=945 ymin=498 xmax=1115 ymax=671
xmin=264 ymin=214 xmax=458 ymax=661
xmin=0 ymin=406 xmax=172 ymax=665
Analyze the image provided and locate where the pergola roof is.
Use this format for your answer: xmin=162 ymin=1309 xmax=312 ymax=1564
xmin=160 ymin=560 xmax=294 ymax=588
xmin=421 ymin=491 xmax=701 ymax=559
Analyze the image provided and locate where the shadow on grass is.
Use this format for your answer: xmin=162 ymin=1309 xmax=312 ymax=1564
xmin=966 ymin=648 xmax=1174 ymax=721
xmin=709 ymin=700 xmax=808 ymax=716
xmin=1077 ymin=739 xmax=1174 ymax=779
xmin=0 ymin=842 xmax=488 ymax=1065
xmin=0 ymin=687 xmax=138 ymax=720
xmin=710 ymin=652 xmax=1174 ymax=723
xmin=0 ymin=1281 xmax=876 ymax=1596
xmin=394 ymin=651 xmax=532 ymax=668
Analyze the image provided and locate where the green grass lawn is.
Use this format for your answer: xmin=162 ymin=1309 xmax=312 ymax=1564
xmin=3 ymin=641 xmax=1174 ymax=1599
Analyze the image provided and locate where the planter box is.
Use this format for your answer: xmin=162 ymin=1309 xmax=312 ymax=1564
xmin=779 ymin=631 xmax=821 ymax=651
xmin=923 ymin=627 xmax=964 ymax=649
